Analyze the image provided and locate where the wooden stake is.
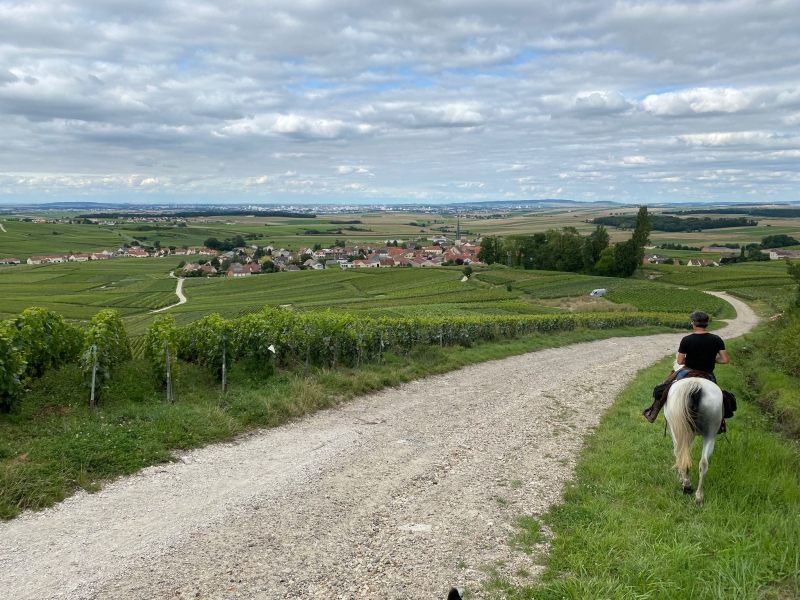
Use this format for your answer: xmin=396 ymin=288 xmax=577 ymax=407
xmin=89 ymin=345 xmax=97 ymax=412
xmin=165 ymin=341 xmax=173 ymax=403
xmin=222 ymin=343 xmax=227 ymax=393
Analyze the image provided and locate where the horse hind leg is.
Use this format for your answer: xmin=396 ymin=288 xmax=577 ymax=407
xmin=695 ymin=458 xmax=708 ymax=505
xmin=696 ymin=435 xmax=717 ymax=506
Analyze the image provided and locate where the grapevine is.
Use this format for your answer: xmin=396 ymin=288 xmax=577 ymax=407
xmin=147 ymin=307 xmax=691 ymax=378
xmin=143 ymin=315 xmax=179 ymax=387
xmin=80 ymin=309 xmax=131 ymax=400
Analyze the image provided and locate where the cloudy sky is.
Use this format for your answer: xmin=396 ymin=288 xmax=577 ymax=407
xmin=1 ymin=0 xmax=799 ymax=204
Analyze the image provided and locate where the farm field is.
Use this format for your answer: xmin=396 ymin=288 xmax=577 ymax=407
xmin=0 ymin=259 xmax=176 ymax=320
xmin=0 ymin=221 xmax=128 ymax=260
xmin=2 ymin=255 xmax=793 ymax=334
xmin=6 ymin=204 xmax=800 ymax=258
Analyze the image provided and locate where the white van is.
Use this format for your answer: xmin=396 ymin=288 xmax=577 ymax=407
xmin=590 ymin=288 xmax=608 ymax=297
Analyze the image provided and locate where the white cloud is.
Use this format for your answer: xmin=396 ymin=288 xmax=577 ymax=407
xmin=1 ymin=1 xmax=799 ymax=203
xmin=642 ymin=87 xmax=754 ymax=116
xmin=678 ymin=131 xmax=775 ymax=147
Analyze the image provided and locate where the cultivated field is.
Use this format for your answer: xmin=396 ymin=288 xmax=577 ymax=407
xmin=5 ymin=204 xmax=800 ymax=259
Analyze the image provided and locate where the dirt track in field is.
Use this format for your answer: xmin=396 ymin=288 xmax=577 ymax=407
xmin=0 ymin=292 xmax=757 ymax=599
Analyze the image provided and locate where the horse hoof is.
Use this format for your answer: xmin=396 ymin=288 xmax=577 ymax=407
xmin=683 ymin=486 xmax=694 ymax=495
xmin=695 ymin=497 xmax=704 ymax=506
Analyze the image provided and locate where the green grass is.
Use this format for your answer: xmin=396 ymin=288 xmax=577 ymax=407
xmin=734 ymin=317 xmax=800 ymax=437
xmin=0 ymin=324 xmax=680 ymax=521
xmin=489 ymin=335 xmax=800 ymax=599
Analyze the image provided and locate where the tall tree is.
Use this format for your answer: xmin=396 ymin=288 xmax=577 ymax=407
xmin=477 ymin=236 xmax=503 ymax=265
xmin=613 ymin=240 xmax=639 ymax=277
xmin=630 ymin=206 xmax=652 ymax=267
xmin=610 ymin=206 xmax=652 ymax=277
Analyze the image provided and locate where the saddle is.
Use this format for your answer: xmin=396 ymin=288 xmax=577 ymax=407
xmin=652 ymin=370 xmax=737 ymax=419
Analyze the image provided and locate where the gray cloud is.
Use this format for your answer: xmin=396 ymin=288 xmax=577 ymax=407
xmin=0 ymin=0 xmax=798 ymax=203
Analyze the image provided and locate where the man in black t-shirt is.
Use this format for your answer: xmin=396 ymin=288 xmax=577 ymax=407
xmin=643 ymin=310 xmax=729 ymax=423
xmin=675 ymin=323 xmax=727 ymax=382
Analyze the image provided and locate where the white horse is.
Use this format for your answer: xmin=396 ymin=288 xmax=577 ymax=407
xmin=663 ymin=368 xmax=724 ymax=506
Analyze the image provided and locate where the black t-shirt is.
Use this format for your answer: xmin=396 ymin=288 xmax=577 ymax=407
xmin=678 ymin=333 xmax=725 ymax=372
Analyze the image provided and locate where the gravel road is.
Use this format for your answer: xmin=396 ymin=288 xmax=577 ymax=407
xmin=151 ymin=276 xmax=186 ymax=313
xmin=0 ymin=293 xmax=758 ymax=600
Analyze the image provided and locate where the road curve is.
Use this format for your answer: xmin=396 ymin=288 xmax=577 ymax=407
xmin=0 ymin=294 xmax=758 ymax=600
xmin=151 ymin=276 xmax=186 ymax=313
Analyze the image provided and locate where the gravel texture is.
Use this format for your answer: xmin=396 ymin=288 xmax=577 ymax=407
xmin=0 ymin=293 xmax=757 ymax=600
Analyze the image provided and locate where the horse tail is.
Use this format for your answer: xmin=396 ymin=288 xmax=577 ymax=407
xmin=669 ymin=380 xmax=701 ymax=472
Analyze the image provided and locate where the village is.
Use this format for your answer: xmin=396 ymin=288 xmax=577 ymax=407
xmin=3 ymin=238 xmax=799 ymax=276
xmin=0 ymin=235 xmax=485 ymax=277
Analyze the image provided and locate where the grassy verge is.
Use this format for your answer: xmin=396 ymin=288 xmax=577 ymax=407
xmin=490 ymin=333 xmax=800 ymax=599
xmin=736 ymin=322 xmax=800 ymax=438
xmin=0 ymin=324 xmax=680 ymax=521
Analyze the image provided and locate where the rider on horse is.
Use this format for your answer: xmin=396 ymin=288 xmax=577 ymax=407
xmin=643 ymin=310 xmax=731 ymax=424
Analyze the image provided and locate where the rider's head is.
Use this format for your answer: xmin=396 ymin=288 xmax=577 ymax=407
xmin=690 ymin=310 xmax=709 ymax=329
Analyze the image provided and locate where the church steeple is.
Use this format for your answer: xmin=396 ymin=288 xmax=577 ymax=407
xmin=456 ymin=217 xmax=461 ymax=245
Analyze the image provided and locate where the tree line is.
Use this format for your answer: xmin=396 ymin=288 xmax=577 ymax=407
xmin=592 ymin=214 xmax=757 ymax=232
xmin=477 ymin=206 xmax=653 ymax=278
xmin=665 ymin=208 xmax=800 ymax=219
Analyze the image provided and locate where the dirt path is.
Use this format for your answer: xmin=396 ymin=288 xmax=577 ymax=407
xmin=151 ymin=275 xmax=186 ymax=313
xmin=0 ymin=294 xmax=758 ymax=600
xmin=0 ymin=222 xmax=6 ymax=232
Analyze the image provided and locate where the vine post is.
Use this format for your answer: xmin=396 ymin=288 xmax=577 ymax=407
xmin=89 ymin=345 xmax=97 ymax=412
xmin=165 ymin=341 xmax=173 ymax=403
xmin=222 ymin=343 xmax=227 ymax=393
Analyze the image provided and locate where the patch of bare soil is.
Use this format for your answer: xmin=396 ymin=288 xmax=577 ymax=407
xmin=0 ymin=294 xmax=757 ymax=600
xmin=535 ymin=295 xmax=636 ymax=313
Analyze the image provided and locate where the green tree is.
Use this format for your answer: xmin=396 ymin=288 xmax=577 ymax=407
xmin=608 ymin=207 xmax=652 ymax=277
xmin=477 ymin=236 xmax=503 ymax=265
xmin=590 ymin=225 xmax=610 ymax=260
xmin=747 ymin=247 xmax=770 ymax=261
xmin=613 ymin=240 xmax=639 ymax=277
xmin=463 ymin=265 xmax=473 ymax=278
xmin=595 ymin=246 xmax=617 ymax=276
xmin=630 ymin=206 xmax=652 ymax=267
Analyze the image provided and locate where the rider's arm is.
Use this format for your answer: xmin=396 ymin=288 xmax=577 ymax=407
xmin=716 ymin=350 xmax=730 ymax=364
xmin=677 ymin=352 xmax=686 ymax=365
